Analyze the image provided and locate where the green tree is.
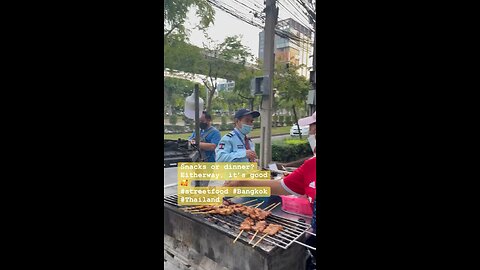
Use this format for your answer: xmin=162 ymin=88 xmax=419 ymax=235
xmin=200 ymin=35 xmax=254 ymax=112
xmin=164 ymin=37 xmax=205 ymax=73
xmin=164 ymin=77 xmax=204 ymax=115
xmin=232 ymin=61 xmax=263 ymax=111
xmin=164 ymin=0 xmax=215 ymax=39
xmin=274 ymin=63 xmax=310 ymax=124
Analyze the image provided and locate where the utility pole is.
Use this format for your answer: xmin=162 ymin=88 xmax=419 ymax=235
xmin=259 ymin=0 xmax=278 ymax=169
xmin=194 ymin=84 xmax=200 ymax=149
xmin=310 ymin=27 xmax=316 ymax=115
xmin=308 ymin=2 xmax=316 ymax=116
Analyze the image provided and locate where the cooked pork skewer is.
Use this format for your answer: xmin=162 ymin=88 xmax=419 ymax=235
xmin=232 ymin=202 xmax=264 ymax=243
xmin=252 ymin=224 xmax=284 ymax=248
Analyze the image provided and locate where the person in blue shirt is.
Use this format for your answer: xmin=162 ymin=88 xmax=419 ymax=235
xmin=188 ymin=111 xmax=221 ymax=187
xmin=215 ymin=109 xmax=259 ymax=162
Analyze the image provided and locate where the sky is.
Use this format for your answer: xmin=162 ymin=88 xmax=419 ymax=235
xmin=185 ymin=6 xmax=261 ymax=59
xmin=184 ymin=0 xmax=314 ymax=61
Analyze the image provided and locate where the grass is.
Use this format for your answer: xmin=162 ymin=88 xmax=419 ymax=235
xmin=276 ymin=137 xmax=309 ymax=146
xmin=164 ymin=126 xmax=292 ymax=140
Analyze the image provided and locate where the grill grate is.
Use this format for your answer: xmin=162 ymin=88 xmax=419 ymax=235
xmin=164 ymin=194 xmax=311 ymax=250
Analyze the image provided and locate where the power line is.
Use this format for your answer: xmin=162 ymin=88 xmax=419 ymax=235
xmin=218 ymin=0 xmax=267 ymax=25
xmin=282 ymin=0 xmax=310 ymax=24
xmin=286 ymin=0 xmax=310 ymax=19
xmin=277 ymin=1 xmax=305 ymax=24
xmin=207 ymin=1 xmax=264 ymax=27
xmin=231 ymin=0 xmax=260 ymax=14
xmin=219 ymin=0 xmax=255 ymax=19
xmin=242 ymin=0 xmax=264 ymax=9
xmin=295 ymin=0 xmax=316 ymax=22
xmin=281 ymin=0 xmax=310 ymax=25
xmin=231 ymin=0 xmax=265 ymax=20
xmin=207 ymin=0 xmax=313 ymax=48
xmin=276 ymin=0 xmax=314 ymax=33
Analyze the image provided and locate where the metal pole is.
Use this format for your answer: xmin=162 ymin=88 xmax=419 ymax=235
xmin=310 ymin=10 xmax=316 ymax=115
xmin=206 ymin=87 xmax=209 ymax=113
xmin=259 ymin=0 xmax=278 ymax=169
xmin=311 ymin=29 xmax=316 ymax=115
xmin=194 ymin=84 xmax=205 ymax=187
xmin=194 ymin=84 xmax=200 ymax=148
xmin=292 ymin=105 xmax=302 ymax=140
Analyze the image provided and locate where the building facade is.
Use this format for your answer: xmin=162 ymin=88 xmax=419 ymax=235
xmin=259 ymin=18 xmax=313 ymax=78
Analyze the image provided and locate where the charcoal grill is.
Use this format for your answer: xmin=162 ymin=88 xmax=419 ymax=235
xmin=164 ymin=194 xmax=314 ymax=270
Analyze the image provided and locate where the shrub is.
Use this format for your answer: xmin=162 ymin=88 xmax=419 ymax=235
xmin=285 ymin=139 xmax=308 ymax=145
xmin=169 ymin=115 xmax=177 ymax=125
xmin=221 ymin=116 xmax=227 ymax=126
xmin=254 ymin=139 xmax=310 ymax=163
xmin=253 ymin=121 xmax=261 ymax=128
xmin=164 ymin=125 xmax=189 ymax=134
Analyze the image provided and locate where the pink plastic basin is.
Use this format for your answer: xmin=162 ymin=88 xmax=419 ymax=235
xmin=280 ymin=195 xmax=313 ymax=217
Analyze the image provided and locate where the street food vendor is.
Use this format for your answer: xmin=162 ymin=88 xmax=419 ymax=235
xmin=277 ymin=112 xmax=316 ymax=168
xmin=224 ymin=111 xmax=317 ymax=269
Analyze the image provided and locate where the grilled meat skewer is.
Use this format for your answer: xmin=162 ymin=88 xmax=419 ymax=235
xmin=263 ymin=224 xmax=284 ymax=235
xmin=239 ymin=217 xmax=255 ymax=230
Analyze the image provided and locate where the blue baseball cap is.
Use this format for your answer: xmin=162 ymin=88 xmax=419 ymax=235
xmin=234 ymin=108 xmax=260 ymax=119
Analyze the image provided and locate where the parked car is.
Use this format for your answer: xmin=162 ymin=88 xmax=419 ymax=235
xmin=290 ymin=124 xmax=309 ymax=137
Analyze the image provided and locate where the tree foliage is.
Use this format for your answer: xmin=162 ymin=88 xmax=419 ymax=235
xmin=164 ymin=77 xmax=206 ymax=114
xmin=231 ymin=61 xmax=263 ymax=111
xmin=200 ymin=35 xmax=254 ymax=112
xmin=164 ymin=0 xmax=215 ymax=39
xmin=274 ymin=63 xmax=311 ymax=117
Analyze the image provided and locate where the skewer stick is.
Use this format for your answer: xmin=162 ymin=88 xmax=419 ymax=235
xmin=182 ymin=206 xmax=206 ymax=211
xmin=248 ymin=230 xmax=259 ymax=244
xmin=252 ymin=233 xmax=268 ymax=248
xmin=183 ymin=198 xmax=258 ymax=211
xmin=233 ymin=230 xmax=243 ymax=243
xmin=241 ymin=199 xmax=258 ymax=205
xmin=262 ymin=202 xmax=276 ymax=211
xmin=251 ymin=201 xmax=264 ymax=208
xmin=191 ymin=211 xmax=215 ymax=214
xmin=264 ymin=202 xmax=281 ymax=211
xmin=185 ymin=207 xmax=216 ymax=213
xmin=233 ymin=202 xmax=264 ymax=243
xmin=262 ymin=203 xmax=275 ymax=211
xmin=185 ymin=198 xmax=258 ymax=211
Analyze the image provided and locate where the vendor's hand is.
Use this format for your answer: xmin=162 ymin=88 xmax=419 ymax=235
xmin=276 ymin=163 xmax=286 ymax=168
xmin=246 ymin=150 xmax=257 ymax=161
